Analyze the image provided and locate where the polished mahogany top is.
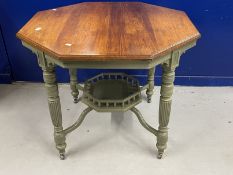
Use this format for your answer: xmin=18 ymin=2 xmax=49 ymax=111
xmin=17 ymin=2 xmax=200 ymax=61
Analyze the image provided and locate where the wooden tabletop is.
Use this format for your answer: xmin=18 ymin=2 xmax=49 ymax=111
xmin=17 ymin=2 xmax=200 ymax=61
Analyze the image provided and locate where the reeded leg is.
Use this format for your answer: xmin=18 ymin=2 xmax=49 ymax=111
xmin=146 ymin=67 xmax=155 ymax=103
xmin=69 ymin=69 xmax=79 ymax=103
xmin=42 ymin=66 xmax=67 ymax=159
xmin=156 ymin=64 xmax=175 ymax=159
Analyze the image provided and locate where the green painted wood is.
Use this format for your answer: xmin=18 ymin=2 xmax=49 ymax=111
xmin=23 ymin=38 xmax=198 ymax=160
xmin=69 ymin=68 xmax=79 ymax=103
xmin=156 ymin=50 xmax=180 ymax=159
xmin=63 ymin=107 xmax=93 ymax=135
xmin=131 ymin=107 xmax=158 ymax=136
xmin=82 ymin=73 xmax=142 ymax=112
xmin=21 ymin=41 xmax=196 ymax=69
xmin=37 ymin=51 xmax=67 ymax=160
xmin=146 ymin=66 xmax=156 ymax=103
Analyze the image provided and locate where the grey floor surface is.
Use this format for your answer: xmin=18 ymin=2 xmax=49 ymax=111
xmin=0 ymin=83 xmax=232 ymax=175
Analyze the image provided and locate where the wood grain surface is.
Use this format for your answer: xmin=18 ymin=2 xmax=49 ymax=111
xmin=16 ymin=2 xmax=200 ymax=61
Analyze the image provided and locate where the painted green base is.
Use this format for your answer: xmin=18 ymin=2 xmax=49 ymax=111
xmin=21 ymin=40 xmax=197 ymax=159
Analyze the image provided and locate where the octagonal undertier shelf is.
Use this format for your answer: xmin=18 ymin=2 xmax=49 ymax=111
xmin=82 ymin=73 xmax=142 ymax=112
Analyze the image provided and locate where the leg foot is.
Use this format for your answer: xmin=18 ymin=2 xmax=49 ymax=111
xmin=156 ymin=127 xmax=168 ymax=159
xmin=59 ymin=152 xmax=65 ymax=160
xmin=54 ymin=129 xmax=67 ymax=159
xmin=73 ymin=96 xmax=78 ymax=103
xmin=157 ymin=151 xmax=164 ymax=159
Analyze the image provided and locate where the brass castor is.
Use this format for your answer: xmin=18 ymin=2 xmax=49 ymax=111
xmin=59 ymin=153 xmax=65 ymax=160
xmin=73 ymin=98 xmax=78 ymax=103
xmin=157 ymin=152 xmax=164 ymax=159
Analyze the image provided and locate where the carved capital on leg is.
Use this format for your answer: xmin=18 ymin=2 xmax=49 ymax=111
xmin=146 ymin=67 xmax=156 ymax=103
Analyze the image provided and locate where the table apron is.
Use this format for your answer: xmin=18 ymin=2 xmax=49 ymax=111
xmin=22 ymin=41 xmax=196 ymax=70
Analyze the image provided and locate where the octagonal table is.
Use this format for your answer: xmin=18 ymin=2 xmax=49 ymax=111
xmin=16 ymin=2 xmax=200 ymax=159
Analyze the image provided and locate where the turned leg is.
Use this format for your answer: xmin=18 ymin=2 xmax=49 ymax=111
xmin=156 ymin=64 xmax=175 ymax=159
xmin=42 ymin=65 xmax=67 ymax=159
xmin=69 ymin=68 xmax=79 ymax=103
xmin=156 ymin=51 xmax=181 ymax=159
xmin=37 ymin=51 xmax=67 ymax=159
xmin=42 ymin=65 xmax=66 ymax=159
xmin=146 ymin=67 xmax=155 ymax=103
